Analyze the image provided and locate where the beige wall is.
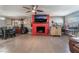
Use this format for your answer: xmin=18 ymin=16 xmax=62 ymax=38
xmin=24 ymin=18 xmax=31 ymax=29
xmin=5 ymin=18 xmax=12 ymax=28
xmin=49 ymin=16 xmax=64 ymax=27
xmin=0 ymin=16 xmax=64 ymax=29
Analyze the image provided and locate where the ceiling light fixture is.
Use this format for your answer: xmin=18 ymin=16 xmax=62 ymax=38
xmin=32 ymin=10 xmax=35 ymax=12
xmin=0 ymin=17 xmax=5 ymax=20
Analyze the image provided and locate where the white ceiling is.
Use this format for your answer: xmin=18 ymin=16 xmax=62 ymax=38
xmin=0 ymin=5 xmax=79 ymax=18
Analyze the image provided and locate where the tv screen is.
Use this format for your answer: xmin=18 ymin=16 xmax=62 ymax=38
xmin=35 ymin=19 xmax=47 ymax=23
xmin=35 ymin=15 xmax=47 ymax=23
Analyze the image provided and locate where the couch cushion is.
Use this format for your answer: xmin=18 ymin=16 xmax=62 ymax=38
xmin=71 ymin=37 xmax=79 ymax=42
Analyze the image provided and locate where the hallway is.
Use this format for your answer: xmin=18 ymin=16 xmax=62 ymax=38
xmin=0 ymin=35 xmax=70 ymax=53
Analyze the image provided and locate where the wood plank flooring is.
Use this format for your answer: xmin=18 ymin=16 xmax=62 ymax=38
xmin=0 ymin=34 xmax=70 ymax=53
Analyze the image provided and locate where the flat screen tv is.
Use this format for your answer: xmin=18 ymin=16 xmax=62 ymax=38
xmin=35 ymin=15 xmax=47 ymax=23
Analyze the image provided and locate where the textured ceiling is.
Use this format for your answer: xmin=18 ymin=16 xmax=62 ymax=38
xmin=0 ymin=5 xmax=79 ymax=18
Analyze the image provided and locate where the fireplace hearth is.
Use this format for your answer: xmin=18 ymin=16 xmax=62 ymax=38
xmin=37 ymin=27 xmax=45 ymax=33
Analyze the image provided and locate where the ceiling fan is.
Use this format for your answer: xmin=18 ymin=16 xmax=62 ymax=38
xmin=23 ymin=5 xmax=44 ymax=14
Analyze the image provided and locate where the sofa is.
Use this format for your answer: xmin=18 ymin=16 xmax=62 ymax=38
xmin=69 ymin=37 xmax=79 ymax=53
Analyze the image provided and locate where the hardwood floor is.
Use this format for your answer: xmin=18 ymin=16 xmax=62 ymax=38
xmin=0 ymin=34 xmax=70 ymax=53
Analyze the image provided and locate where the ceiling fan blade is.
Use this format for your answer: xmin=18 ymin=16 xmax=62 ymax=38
xmin=25 ymin=11 xmax=31 ymax=13
xmin=23 ymin=7 xmax=30 ymax=10
xmin=32 ymin=5 xmax=34 ymax=10
xmin=32 ymin=5 xmax=38 ymax=10
xmin=36 ymin=10 xmax=44 ymax=12
xmin=35 ymin=5 xmax=38 ymax=9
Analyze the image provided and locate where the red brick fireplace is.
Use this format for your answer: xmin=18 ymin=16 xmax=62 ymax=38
xmin=32 ymin=15 xmax=49 ymax=35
